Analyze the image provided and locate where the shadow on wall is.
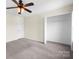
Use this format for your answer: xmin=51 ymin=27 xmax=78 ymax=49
xmin=47 ymin=13 xmax=71 ymax=45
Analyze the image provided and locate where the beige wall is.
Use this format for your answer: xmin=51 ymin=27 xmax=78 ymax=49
xmin=24 ymin=15 xmax=44 ymax=42
xmin=6 ymin=14 xmax=24 ymax=42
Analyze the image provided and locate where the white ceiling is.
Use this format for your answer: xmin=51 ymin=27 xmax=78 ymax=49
xmin=6 ymin=0 xmax=73 ymax=16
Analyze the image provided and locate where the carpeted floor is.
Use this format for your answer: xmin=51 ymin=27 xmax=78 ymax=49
xmin=6 ymin=38 xmax=72 ymax=59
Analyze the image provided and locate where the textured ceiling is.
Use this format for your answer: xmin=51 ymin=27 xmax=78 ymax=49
xmin=6 ymin=0 xmax=73 ymax=16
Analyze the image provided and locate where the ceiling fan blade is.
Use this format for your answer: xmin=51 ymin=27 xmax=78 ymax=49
xmin=12 ymin=0 xmax=19 ymax=6
xmin=23 ymin=8 xmax=32 ymax=13
xmin=6 ymin=7 xmax=18 ymax=9
xmin=24 ymin=2 xmax=34 ymax=7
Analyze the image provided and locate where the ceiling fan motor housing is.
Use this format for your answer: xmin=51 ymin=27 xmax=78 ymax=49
xmin=19 ymin=0 xmax=22 ymax=3
xmin=18 ymin=0 xmax=23 ymax=8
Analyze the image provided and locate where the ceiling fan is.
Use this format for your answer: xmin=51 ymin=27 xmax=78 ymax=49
xmin=6 ymin=0 xmax=34 ymax=14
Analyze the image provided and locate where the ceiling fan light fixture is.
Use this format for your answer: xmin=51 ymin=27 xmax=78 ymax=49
xmin=17 ymin=7 xmax=24 ymax=13
xmin=7 ymin=0 xmax=34 ymax=14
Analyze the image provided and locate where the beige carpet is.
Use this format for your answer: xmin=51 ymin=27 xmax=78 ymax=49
xmin=6 ymin=38 xmax=72 ymax=59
